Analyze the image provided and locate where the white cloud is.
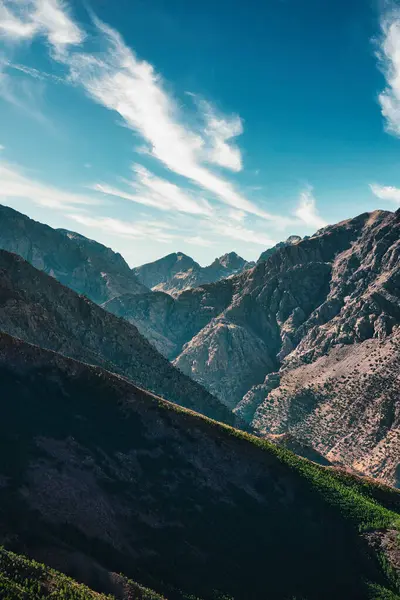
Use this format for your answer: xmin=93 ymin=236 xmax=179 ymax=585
xmin=92 ymin=164 xmax=213 ymax=215
xmin=6 ymin=61 xmax=64 ymax=83
xmin=295 ymin=188 xmax=327 ymax=229
xmin=68 ymin=213 xmax=177 ymax=243
xmin=41 ymin=14 xmax=288 ymax=223
xmin=0 ymin=1 xmax=37 ymax=39
xmin=377 ymin=9 xmax=400 ymax=136
xmin=369 ymin=182 xmax=400 ymax=204
xmin=209 ymin=221 xmax=276 ymax=246
xmin=184 ymin=235 xmax=214 ymax=247
xmin=227 ymin=208 xmax=246 ymax=222
xmin=0 ymin=158 xmax=101 ymax=209
xmin=199 ymin=99 xmax=243 ymax=171
xmin=0 ymin=0 xmax=84 ymax=50
xmin=0 ymin=0 xmax=296 ymax=235
xmin=0 ymin=144 xmax=4 ymax=150
xmin=34 ymin=0 xmax=84 ymax=51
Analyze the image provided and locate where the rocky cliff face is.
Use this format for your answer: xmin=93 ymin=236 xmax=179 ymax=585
xmin=0 ymin=332 xmax=399 ymax=600
xmin=134 ymin=250 xmax=253 ymax=296
xmin=248 ymin=329 xmax=400 ymax=487
xmin=0 ymin=205 xmax=148 ymax=304
xmin=105 ymin=209 xmax=400 ymax=485
xmin=0 ymin=249 xmax=233 ymax=425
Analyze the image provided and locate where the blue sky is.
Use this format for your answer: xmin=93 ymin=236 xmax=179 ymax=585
xmin=1 ymin=0 xmax=400 ymax=266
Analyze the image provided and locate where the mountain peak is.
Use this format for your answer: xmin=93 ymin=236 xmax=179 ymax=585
xmin=257 ymin=235 xmax=302 ymax=263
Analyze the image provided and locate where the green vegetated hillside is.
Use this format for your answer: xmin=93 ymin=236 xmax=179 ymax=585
xmin=0 ymin=546 xmax=165 ymax=599
xmin=0 ymin=332 xmax=399 ymax=600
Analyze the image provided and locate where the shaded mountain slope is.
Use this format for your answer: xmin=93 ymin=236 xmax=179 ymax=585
xmin=102 ymin=279 xmax=236 ymax=359
xmin=0 ymin=546 xmax=165 ymax=600
xmin=0 ymin=332 xmax=399 ymax=600
xmin=0 ymin=250 xmax=232 ymax=425
xmin=0 ymin=205 xmax=148 ymax=304
xmin=134 ymin=251 xmax=253 ymax=297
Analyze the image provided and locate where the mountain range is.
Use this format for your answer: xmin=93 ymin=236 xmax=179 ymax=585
xmin=0 ymin=205 xmax=148 ymax=304
xmin=133 ymin=250 xmax=254 ymax=296
xmin=105 ymin=209 xmax=400 ymax=487
xmin=0 ymin=204 xmax=399 ymax=486
xmin=0 ymin=202 xmax=399 ymax=598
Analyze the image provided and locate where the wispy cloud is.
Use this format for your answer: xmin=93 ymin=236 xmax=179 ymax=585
xmin=209 ymin=220 xmax=276 ymax=246
xmin=295 ymin=187 xmax=327 ymax=229
xmin=0 ymin=0 xmax=84 ymax=49
xmin=0 ymin=1 xmax=37 ymax=39
xmin=0 ymin=158 xmax=101 ymax=209
xmin=184 ymin=235 xmax=215 ymax=247
xmin=377 ymin=8 xmax=400 ymax=136
xmin=6 ymin=61 xmax=64 ymax=83
xmin=0 ymin=0 xmax=79 ymax=120
xmin=68 ymin=213 xmax=178 ymax=243
xmin=0 ymin=0 xmax=306 ymax=236
xmin=198 ymin=98 xmax=243 ymax=171
xmin=370 ymin=182 xmax=400 ymax=204
xmin=0 ymin=58 xmax=50 ymax=122
xmin=92 ymin=164 xmax=213 ymax=215
xmin=47 ymin=15 xmax=289 ymax=222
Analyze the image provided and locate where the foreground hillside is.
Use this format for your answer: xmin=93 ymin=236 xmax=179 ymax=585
xmin=0 ymin=205 xmax=148 ymax=304
xmin=0 ymin=250 xmax=233 ymax=425
xmin=0 ymin=547 xmax=165 ymax=600
xmin=0 ymin=332 xmax=399 ymax=600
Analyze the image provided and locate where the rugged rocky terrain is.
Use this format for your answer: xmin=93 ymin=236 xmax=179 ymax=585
xmin=134 ymin=251 xmax=253 ymax=296
xmin=0 ymin=249 xmax=233 ymax=425
xmin=1 ymin=204 xmax=399 ymax=487
xmin=0 ymin=332 xmax=399 ymax=600
xmin=246 ymin=326 xmax=400 ymax=487
xmin=0 ymin=205 xmax=148 ymax=304
xmin=105 ymin=209 xmax=400 ymax=485
xmin=257 ymin=234 xmax=302 ymax=262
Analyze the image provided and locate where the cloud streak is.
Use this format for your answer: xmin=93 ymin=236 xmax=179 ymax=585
xmin=92 ymin=164 xmax=213 ymax=215
xmin=68 ymin=213 xmax=178 ymax=243
xmin=370 ymin=182 xmax=400 ymax=204
xmin=377 ymin=8 xmax=400 ymax=136
xmin=0 ymin=0 xmax=84 ymax=49
xmin=295 ymin=188 xmax=327 ymax=229
xmin=0 ymin=158 xmax=101 ymax=209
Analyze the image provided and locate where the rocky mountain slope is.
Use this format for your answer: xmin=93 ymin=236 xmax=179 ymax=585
xmin=0 ymin=249 xmax=233 ymax=425
xmin=134 ymin=251 xmax=253 ymax=296
xmin=244 ymin=328 xmax=400 ymax=487
xmin=105 ymin=209 xmax=400 ymax=485
xmin=257 ymin=234 xmax=302 ymax=262
xmin=0 ymin=332 xmax=399 ymax=600
xmin=0 ymin=205 xmax=148 ymax=304
xmin=132 ymin=252 xmax=199 ymax=290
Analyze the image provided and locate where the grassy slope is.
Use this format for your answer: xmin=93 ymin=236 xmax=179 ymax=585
xmin=0 ymin=547 xmax=165 ymax=599
xmin=0 ymin=334 xmax=399 ymax=600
